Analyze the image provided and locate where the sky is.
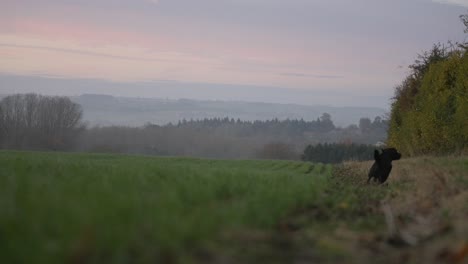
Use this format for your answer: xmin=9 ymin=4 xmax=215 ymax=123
xmin=1 ymin=0 xmax=467 ymax=108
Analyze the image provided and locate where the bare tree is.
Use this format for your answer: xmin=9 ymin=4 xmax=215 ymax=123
xmin=0 ymin=94 xmax=84 ymax=150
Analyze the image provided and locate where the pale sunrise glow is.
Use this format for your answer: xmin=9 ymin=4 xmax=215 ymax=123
xmin=0 ymin=0 xmax=466 ymax=106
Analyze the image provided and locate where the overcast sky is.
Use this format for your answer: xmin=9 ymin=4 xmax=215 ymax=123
xmin=1 ymin=0 xmax=467 ymax=107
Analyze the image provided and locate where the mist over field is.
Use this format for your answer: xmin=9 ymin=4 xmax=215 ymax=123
xmin=71 ymin=94 xmax=386 ymax=128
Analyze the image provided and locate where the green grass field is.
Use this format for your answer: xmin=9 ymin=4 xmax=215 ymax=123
xmin=0 ymin=151 xmax=331 ymax=263
xmin=1 ymin=151 xmax=467 ymax=264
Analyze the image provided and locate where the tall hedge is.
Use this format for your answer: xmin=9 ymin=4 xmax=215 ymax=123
xmin=387 ymin=49 xmax=468 ymax=156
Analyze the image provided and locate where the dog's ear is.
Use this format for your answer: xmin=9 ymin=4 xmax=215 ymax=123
xmin=374 ymin=149 xmax=380 ymax=162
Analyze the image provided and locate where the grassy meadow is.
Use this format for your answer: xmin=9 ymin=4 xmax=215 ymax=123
xmin=0 ymin=151 xmax=467 ymax=263
xmin=0 ymin=151 xmax=330 ymax=263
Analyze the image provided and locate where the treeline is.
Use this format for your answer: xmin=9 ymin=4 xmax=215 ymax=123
xmin=152 ymin=113 xmax=387 ymax=144
xmin=155 ymin=112 xmax=336 ymax=136
xmin=79 ymin=114 xmax=387 ymax=160
xmin=0 ymin=93 xmax=387 ymax=160
xmin=0 ymin=94 xmax=84 ymax=150
xmin=388 ymin=13 xmax=468 ymax=156
xmin=301 ymin=143 xmax=376 ymax=164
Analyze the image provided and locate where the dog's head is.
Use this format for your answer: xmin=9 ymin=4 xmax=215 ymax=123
xmin=384 ymin=148 xmax=401 ymax=161
xmin=374 ymin=148 xmax=401 ymax=165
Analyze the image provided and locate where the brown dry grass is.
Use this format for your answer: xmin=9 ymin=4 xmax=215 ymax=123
xmin=336 ymin=156 xmax=468 ymax=264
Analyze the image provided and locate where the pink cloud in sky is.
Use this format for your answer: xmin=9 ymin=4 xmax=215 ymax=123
xmin=0 ymin=0 xmax=433 ymax=96
xmin=1 ymin=15 xmax=358 ymax=89
xmin=1 ymin=8 xmax=280 ymax=59
xmin=6 ymin=18 xmax=168 ymax=49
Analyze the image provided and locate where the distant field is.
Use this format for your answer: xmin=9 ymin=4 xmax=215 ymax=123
xmin=0 ymin=151 xmax=330 ymax=263
xmin=1 ymin=151 xmax=467 ymax=264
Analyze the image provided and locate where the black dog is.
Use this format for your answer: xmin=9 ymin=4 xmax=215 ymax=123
xmin=367 ymin=148 xmax=401 ymax=184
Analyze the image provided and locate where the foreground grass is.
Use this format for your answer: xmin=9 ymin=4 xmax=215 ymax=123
xmin=1 ymin=151 xmax=467 ymax=263
xmin=0 ymin=151 xmax=330 ymax=263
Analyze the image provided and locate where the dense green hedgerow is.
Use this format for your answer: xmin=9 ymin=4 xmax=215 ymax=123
xmin=388 ymin=46 xmax=468 ymax=156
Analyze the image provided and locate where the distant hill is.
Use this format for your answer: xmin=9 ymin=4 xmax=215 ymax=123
xmin=72 ymin=94 xmax=386 ymax=127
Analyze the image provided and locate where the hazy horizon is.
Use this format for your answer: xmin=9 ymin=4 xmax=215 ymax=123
xmin=1 ymin=73 xmax=394 ymax=108
xmin=1 ymin=0 xmax=467 ymax=108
